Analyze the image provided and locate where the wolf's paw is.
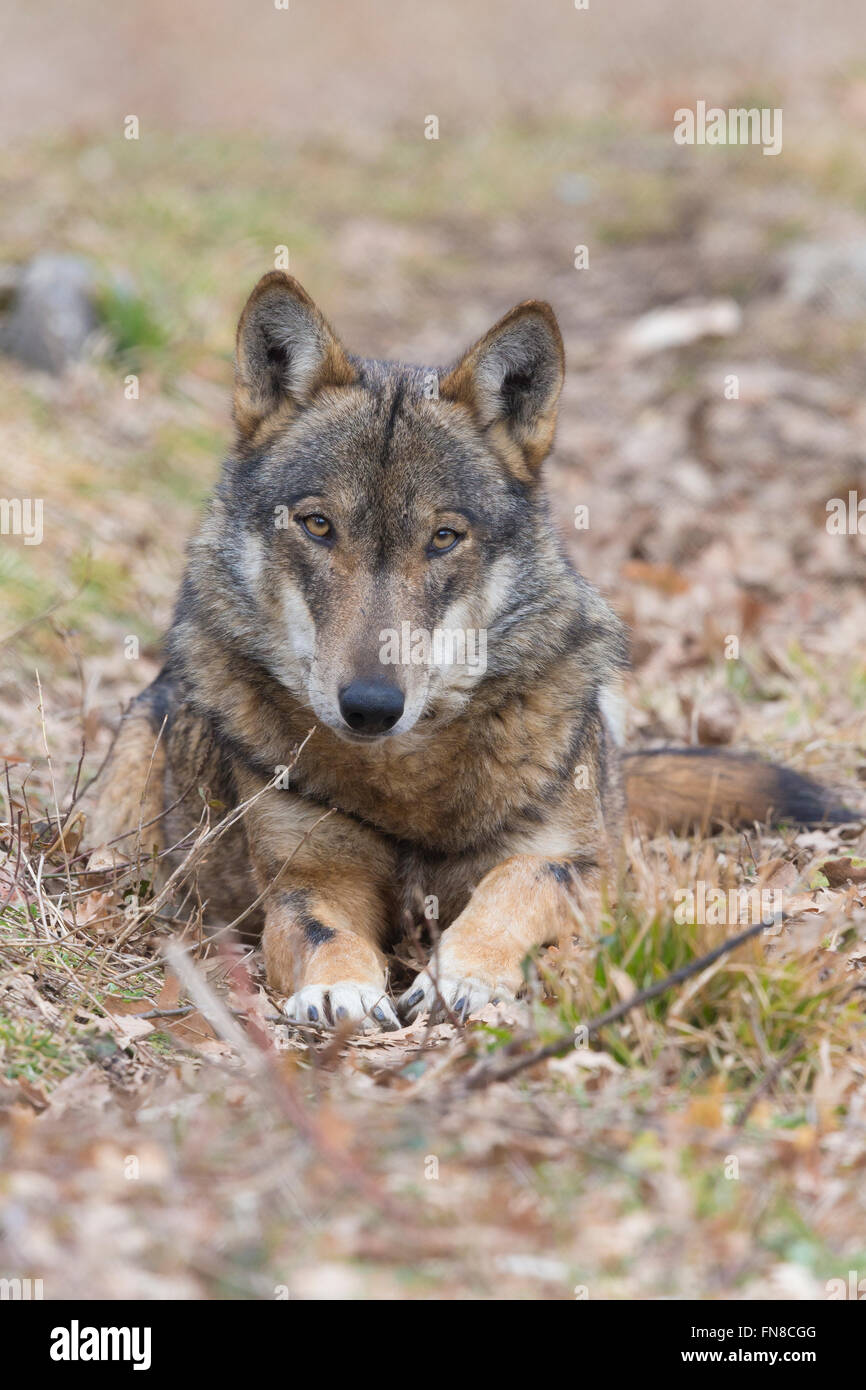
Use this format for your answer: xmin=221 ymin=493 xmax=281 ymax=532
xmin=283 ymin=982 xmax=399 ymax=1033
xmin=398 ymin=969 xmax=515 ymax=1024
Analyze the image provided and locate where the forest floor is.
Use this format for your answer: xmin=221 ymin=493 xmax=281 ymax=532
xmin=1 ymin=94 xmax=866 ymax=1298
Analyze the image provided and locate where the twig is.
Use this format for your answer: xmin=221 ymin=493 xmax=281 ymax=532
xmin=134 ymin=1005 xmax=197 ymax=1021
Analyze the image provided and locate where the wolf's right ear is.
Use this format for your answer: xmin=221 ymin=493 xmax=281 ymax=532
xmin=233 ymin=272 xmax=356 ymax=440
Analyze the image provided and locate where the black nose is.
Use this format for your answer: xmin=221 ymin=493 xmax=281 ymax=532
xmin=338 ymin=678 xmax=405 ymax=735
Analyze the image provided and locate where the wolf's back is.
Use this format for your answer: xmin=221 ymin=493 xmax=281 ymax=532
xmin=623 ymin=748 xmax=856 ymax=833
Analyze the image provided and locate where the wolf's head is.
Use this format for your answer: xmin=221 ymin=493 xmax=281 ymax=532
xmin=203 ymin=272 xmax=571 ymax=743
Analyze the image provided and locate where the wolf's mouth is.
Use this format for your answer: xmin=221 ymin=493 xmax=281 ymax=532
xmin=321 ymin=710 xmax=431 ymax=747
xmin=338 ymin=728 xmax=396 ymax=745
xmin=320 ymin=717 xmax=405 ymax=746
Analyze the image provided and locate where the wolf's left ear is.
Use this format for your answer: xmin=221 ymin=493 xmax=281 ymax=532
xmin=233 ymin=271 xmax=356 ymax=440
xmin=439 ymin=302 xmax=564 ymax=478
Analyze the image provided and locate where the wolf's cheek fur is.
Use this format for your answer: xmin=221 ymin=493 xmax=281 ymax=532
xmin=277 ymin=582 xmax=319 ymax=708
xmin=231 ymin=530 xmax=319 ymax=705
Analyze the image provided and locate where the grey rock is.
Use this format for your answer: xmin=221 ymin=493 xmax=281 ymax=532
xmin=0 ymin=262 xmax=21 ymax=307
xmin=0 ymin=253 xmax=97 ymax=373
xmin=554 ymin=172 xmax=594 ymax=207
xmin=782 ymin=240 xmax=866 ymax=319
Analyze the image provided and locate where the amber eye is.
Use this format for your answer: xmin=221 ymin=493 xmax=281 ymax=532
xmin=429 ymin=527 xmax=461 ymax=554
xmin=300 ymin=513 xmax=333 ymax=541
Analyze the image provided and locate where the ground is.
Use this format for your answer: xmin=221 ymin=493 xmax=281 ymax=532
xmin=1 ymin=2 xmax=866 ymax=1300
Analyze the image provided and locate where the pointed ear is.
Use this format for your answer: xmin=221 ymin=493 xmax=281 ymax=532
xmin=439 ymin=301 xmax=564 ymax=477
xmin=233 ymin=272 xmax=356 ymax=440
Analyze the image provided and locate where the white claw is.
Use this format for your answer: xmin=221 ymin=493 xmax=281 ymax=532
xmin=399 ymin=970 xmax=513 ymax=1023
xmin=283 ymin=982 xmax=399 ymax=1033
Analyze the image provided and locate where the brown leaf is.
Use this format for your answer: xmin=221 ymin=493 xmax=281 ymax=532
xmin=820 ymin=857 xmax=866 ymax=888
xmin=165 ymin=1009 xmax=219 ymax=1047
xmin=102 ymin=1010 xmax=154 ymax=1042
xmin=155 ymin=973 xmax=182 ymax=1011
xmin=758 ymin=858 xmax=799 ymax=891
xmin=695 ymin=688 xmax=740 ymax=746
xmin=100 ymin=994 xmax=155 ymax=1017
xmin=782 ymin=892 xmax=824 ymax=917
xmin=76 ymin=889 xmax=123 ymax=935
xmin=622 ymin=560 xmax=690 ymax=596
xmin=15 ymin=1076 xmax=50 ymax=1112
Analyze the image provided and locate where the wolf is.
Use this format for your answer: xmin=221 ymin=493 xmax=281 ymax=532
xmin=83 ymin=272 xmax=852 ymax=1031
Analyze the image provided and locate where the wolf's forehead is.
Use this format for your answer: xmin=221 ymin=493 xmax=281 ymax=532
xmin=278 ymin=375 xmax=478 ymax=496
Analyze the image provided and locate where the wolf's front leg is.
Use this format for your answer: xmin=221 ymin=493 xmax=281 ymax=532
xmin=399 ymin=854 xmax=596 ymax=1022
xmin=238 ymin=773 xmax=399 ymax=1031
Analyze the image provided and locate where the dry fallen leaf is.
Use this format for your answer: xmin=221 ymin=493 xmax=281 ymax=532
xmin=622 ymin=559 xmax=690 ymax=596
xmin=549 ymin=1048 xmax=622 ymax=1077
xmin=101 ymin=1010 xmax=154 ymax=1042
xmin=165 ymin=1009 xmax=220 ymax=1047
xmin=76 ymin=888 xmax=124 ymax=935
xmin=820 ymin=856 xmax=866 ymax=888
xmin=694 ymin=688 xmax=741 ymax=746
xmin=15 ymin=1076 xmax=50 ymax=1112
xmin=758 ymin=858 xmax=800 ymax=891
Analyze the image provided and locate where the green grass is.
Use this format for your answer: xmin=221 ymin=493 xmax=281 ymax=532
xmin=95 ymin=284 xmax=169 ymax=367
xmin=554 ymin=894 xmax=862 ymax=1092
xmin=0 ymin=1016 xmax=86 ymax=1084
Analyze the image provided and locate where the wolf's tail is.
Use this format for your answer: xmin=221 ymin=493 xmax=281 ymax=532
xmin=622 ymin=748 xmax=857 ymax=833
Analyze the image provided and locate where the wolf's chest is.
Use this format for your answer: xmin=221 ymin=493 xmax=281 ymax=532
xmin=291 ymin=710 xmax=582 ymax=853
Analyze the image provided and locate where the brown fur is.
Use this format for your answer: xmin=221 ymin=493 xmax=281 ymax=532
xmin=81 ymin=274 xmax=854 ymax=1030
xmin=623 ymin=749 xmax=851 ymax=835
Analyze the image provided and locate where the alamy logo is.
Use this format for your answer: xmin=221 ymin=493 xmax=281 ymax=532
xmin=0 ymin=497 xmax=43 ymax=545
xmin=0 ymin=1276 xmax=43 ymax=1299
xmin=50 ymin=1320 xmax=152 ymax=1371
xmin=379 ymin=622 xmax=487 ymax=673
xmin=674 ymin=884 xmax=783 ymax=928
xmin=826 ymin=491 xmax=866 ymax=535
xmin=826 ymin=1271 xmax=866 ymax=1299
xmin=674 ymin=101 xmax=783 ymax=157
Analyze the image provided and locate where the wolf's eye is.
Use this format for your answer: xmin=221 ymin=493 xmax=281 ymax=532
xmin=300 ymin=513 xmax=333 ymax=541
xmin=429 ymin=527 xmax=461 ymax=554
